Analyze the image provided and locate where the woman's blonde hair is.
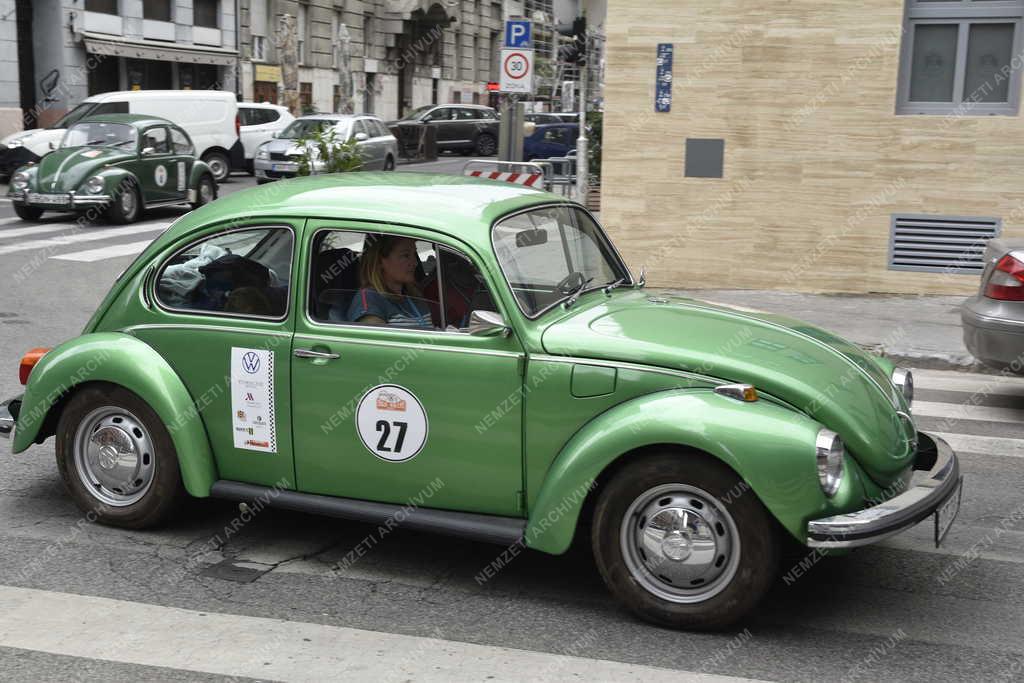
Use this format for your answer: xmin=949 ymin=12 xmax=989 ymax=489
xmin=359 ymin=235 xmax=421 ymax=299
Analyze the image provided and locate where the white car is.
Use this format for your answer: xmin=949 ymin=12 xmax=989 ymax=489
xmin=1 ymin=90 xmax=242 ymax=182
xmin=238 ymin=103 xmax=294 ymax=175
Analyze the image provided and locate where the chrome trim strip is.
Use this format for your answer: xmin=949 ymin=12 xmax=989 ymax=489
xmin=529 ymin=353 xmax=722 ymax=385
xmin=295 ymin=330 xmax=524 ymax=359
xmin=806 ymin=432 xmax=961 ymax=549
xmin=122 ymin=323 xmax=292 ymax=338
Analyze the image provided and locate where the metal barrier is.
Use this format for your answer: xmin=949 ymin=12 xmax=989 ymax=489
xmin=462 ymin=158 xmax=579 ymax=200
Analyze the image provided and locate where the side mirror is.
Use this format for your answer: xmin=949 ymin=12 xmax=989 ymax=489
xmin=48 ymin=141 xmax=55 ymax=150
xmin=354 ymin=132 xmax=369 ymax=142
xmin=467 ymin=310 xmax=511 ymax=337
xmin=141 ymin=146 xmax=155 ymax=156
xmin=515 ymin=228 xmax=548 ymax=248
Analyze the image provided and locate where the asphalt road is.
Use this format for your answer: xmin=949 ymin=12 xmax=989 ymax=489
xmin=0 ymin=171 xmax=1023 ymax=681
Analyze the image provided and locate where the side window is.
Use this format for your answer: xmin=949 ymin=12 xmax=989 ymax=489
xmin=239 ymin=107 xmax=254 ymax=126
xmin=431 ymin=247 xmax=497 ymax=330
xmin=156 ymin=227 xmax=294 ymax=319
xmin=92 ymin=101 xmax=129 ymax=115
xmin=478 ymin=109 xmax=497 ymax=120
xmin=351 ymin=120 xmax=369 ymax=139
xmin=456 ymin=108 xmax=479 ymax=120
xmin=142 ymin=127 xmax=170 ymax=154
xmin=263 ymin=108 xmax=280 ymax=123
xmin=543 ymin=128 xmax=561 ymax=142
xmin=424 ymin=108 xmax=450 ymax=122
xmin=170 ymin=127 xmax=194 ymax=155
xmin=371 ymin=120 xmax=389 ymax=137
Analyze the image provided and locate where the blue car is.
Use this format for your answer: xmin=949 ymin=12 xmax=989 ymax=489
xmin=524 ymin=123 xmax=578 ymax=161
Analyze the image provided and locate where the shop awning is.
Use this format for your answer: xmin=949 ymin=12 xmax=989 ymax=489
xmin=81 ymin=32 xmax=238 ymax=66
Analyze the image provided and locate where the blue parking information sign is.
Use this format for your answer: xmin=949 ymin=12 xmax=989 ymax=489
xmin=505 ymin=20 xmax=532 ymax=49
xmin=655 ymin=43 xmax=673 ymax=113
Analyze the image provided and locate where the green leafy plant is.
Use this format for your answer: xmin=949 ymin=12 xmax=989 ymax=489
xmin=295 ymin=126 xmax=364 ymax=176
xmin=585 ymin=110 xmax=602 ymax=182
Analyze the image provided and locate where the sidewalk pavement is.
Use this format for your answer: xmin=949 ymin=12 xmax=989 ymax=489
xmin=666 ymin=289 xmax=985 ymax=373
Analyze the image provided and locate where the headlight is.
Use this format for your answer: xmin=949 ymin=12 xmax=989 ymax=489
xmin=815 ymin=428 xmax=844 ymax=498
xmin=257 ymin=148 xmax=269 ymax=159
xmin=892 ymin=367 xmax=913 ymax=406
xmin=7 ymin=140 xmax=23 ymax=148
xmin=11 ymin=171 xmax=28 ymax=190
xmin=84 ymin=176 xmax=104 ymax=194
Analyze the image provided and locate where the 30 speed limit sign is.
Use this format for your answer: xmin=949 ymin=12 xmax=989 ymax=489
xmin=499 ymin=48 xmax=534 ymax=94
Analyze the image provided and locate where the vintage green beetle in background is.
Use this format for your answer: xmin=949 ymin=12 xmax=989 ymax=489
xmin=0 ymin=174 xmax=962 ymax=630
xmin=7 ymin=114 xmax=217 ymax=224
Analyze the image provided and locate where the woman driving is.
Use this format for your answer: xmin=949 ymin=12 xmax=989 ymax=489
xmin=344 ymin=235 xmax=433 ymax=330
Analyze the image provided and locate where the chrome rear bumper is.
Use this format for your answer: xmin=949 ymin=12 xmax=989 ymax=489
xmin=0 ymin=395 xmax=21 ymax=440
xmin=807 ymin=432 xmax=961 ymax=548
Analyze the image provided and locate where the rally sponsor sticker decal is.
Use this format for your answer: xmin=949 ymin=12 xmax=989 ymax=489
xmin=154 ymin=164 xmax=168 ymax=187
xmin=355 ymin=385 xmax=428 ymax=462
xmin=230 ymin=347 xmax=277 ymax=453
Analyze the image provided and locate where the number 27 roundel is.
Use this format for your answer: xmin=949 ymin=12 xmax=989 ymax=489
xmin=355 ymin=385 xmax=429 ymax=462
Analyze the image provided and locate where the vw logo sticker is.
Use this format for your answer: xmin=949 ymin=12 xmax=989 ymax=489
xmin=355 ymin=385 xmax=428 ymax=462
xmin=242 ymin=352 xmax=261 ymax=374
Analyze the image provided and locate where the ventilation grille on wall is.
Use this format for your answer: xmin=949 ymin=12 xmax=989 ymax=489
xmin=888 ymin=214 xmax=1001 ymax=274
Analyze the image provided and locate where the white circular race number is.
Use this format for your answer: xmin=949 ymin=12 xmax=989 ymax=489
xmin=355 ymin=385 xmax=428 ymax=462
xmin=154 ymin=164 xmax=168 ymax=187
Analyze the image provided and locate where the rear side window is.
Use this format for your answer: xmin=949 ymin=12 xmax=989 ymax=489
xmin=142 ymin=127 xmax=170 ymax=154
xmin=170 ymin=127 xmax=194 ymax=155
xmin=91 ymin=101 xmax=130 ymax=116
xmin=156 ymin=227 xmax=294 ymax=320
xmin=239 ymin=107 xmax=256 ymax=126
xmin=352 ymin=119 xmax=369 ymax=138
xmin=261 ymin=108 xmax=280 ymax=124
xmin=456 ymin=108 xmax=480 ymax=120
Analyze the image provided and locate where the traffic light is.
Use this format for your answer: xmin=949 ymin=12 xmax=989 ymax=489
xmin=556 ymin=16 xmax=587 ymax=66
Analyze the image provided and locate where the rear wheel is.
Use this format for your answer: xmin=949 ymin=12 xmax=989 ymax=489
xmin=13 ymin=203 xmax=43 ymax=221
xmin=56 ymin=384 xmax=185 ymax=529
xmin=106 ymin=180 xmax=142 ymax=224
xmin=190 ymin=174 xmax=216 ymax=210
xmin=475 ymin=134 xmax=497 ymax=156
xmin=591 ymin=452 xmax=779 ymax=630
xmin=202 ymin=150 xmax=231 ymax=182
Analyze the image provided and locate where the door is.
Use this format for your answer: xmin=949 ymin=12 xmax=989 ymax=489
xmin=290 ymin=222 xmax=526 ymax=516
xmin=423 ymin=106 xmax=457 ymax=148
xmin=240 ymin=107 xmax=283 ymax=161
xmin=168 ymin=126 xmax=195 ymax=196
xmin=137 ymin=125 xmax=179 ymax=202
xmin=350 ymin=119 xmax=381 ymax=170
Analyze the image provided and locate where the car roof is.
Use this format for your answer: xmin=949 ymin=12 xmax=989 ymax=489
xmin=153 ymin=173 xmax=566 ymax=254
xmin=75 ymin=113 xmax=177 ymax=128
xmin=240 ymin=102 xmax=286 ymax=110
xmin=84 ymin=90 xmax=236 ymax=102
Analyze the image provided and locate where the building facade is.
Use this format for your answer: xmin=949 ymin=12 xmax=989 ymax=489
xmin=14 ymin=0 xmax=237 ymax=129
xmin=602 ymin=0 xmax=1024 ymax=295
xmin=238 ymin=0 xmax=505 ymax=119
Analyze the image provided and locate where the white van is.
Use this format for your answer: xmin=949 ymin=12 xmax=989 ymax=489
xmin=0 ymin=90 xmax=241 ymax=182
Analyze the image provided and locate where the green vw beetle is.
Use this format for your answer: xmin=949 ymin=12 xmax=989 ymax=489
xmin=7 ymin=114 xmax=217 ymax=224
xmin=0 ymin=174 xmax=962 ymax=629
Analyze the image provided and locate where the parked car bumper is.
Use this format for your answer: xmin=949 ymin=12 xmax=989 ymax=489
xmin=254 ymin=158 xmax=323 ymax=180
xmin=0 ymin=145 xmax=41 ymax=177
xmin=806 ymin=432 xmax=962 ymax=548
xmin=0 ymin=395 xmax=21 ymax=440
xmin=961 ymin=294 xmax=1024 ymax=370
xmin=9 ymin=190 xmax=113 ymax=209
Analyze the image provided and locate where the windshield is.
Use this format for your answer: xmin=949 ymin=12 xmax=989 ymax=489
xmin=50 ymin=103 xmax=97 ymax=130
xmin=61 ymin=122 xmax=137 ymax=149
xmin=279 ymin=119 xmax=335 ymax=139
xmin=401 ymin=105 xmax=435 ymax=121
xmin=492 ymin=205 xmax=631 ymax=317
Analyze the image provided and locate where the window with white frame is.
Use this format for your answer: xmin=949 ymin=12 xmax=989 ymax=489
xmin=251 ymin=0 xmax=268 ymax=61
xmin=898 ymin=0 xmax=1024 ymax=115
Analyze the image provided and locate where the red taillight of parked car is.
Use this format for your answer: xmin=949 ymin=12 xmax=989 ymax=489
xmin=985 ymin=253 xmax=1024 ymax=301
xmin=19 ymin=348 xmax=49 ymax=385
xmin=235 ymin=113 xmax=241 ymax=137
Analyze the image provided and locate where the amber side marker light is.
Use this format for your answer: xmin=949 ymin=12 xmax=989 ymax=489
xmin=713 ymin=383 xmax=759 ymax=402
xmin=19 ymin=348 xmax=50 ymax=385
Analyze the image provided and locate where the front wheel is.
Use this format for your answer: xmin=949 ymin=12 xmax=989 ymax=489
xmin=106 ymin=180 xmax=142 ymax=224
xmin=591 ymin=452 xmax=779 ymax=630
xmin=190 ymin=174 xmax=217 ymax=210
xmin=14 ymin=203 xmax=44 ymax=221
xmin=201 ymin=151 xmax=231 ymax=182
xmin=55 ymin=383 xmax=185 ymax=529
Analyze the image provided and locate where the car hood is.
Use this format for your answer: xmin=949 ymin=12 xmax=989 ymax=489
xmin=33 ymin=146 xmax=136 ymax=192
xmin=260 ymin=138 xmax=308 ymax=155
xmin=541 ymin=290 xmax=915 ymax=486
xmin=2 ymin=128 xmax=65 ymax=155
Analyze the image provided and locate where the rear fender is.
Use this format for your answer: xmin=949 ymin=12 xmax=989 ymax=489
xmin=524 ymin=389 xmax=869 ymax=554
xmin=13 ymin=333 xmax=217 ymax=497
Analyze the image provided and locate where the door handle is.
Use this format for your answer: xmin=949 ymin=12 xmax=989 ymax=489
xmin=294 ymin=348 xmax=340 ymax=360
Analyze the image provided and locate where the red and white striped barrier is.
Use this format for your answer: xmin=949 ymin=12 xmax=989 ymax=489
xmin=465 ymin=170 xmax=543 ymax=187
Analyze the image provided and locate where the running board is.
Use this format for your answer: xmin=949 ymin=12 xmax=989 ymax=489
xmin=210 ymin=480 xmax=526 ymax=547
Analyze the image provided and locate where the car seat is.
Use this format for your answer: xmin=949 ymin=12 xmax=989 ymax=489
xmin=314 ymin=247 xmax=360 ymax=320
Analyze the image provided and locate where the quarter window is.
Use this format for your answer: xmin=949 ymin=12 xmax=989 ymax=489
xmin=898 ymin=0 xmax=1024 ymax=114
xmin=170 ymin=127 xmax=193 ymax=155
xmin=156 ymin=228 xmax=294 ymax=319
xmin=142 ymin=127 xmax=170 ymax=154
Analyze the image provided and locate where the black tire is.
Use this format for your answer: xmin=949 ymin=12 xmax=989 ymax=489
xmin=383 ymin=155 xmax=395 ymax=171
xmin=14 ymin=203 xmax=44 ymax=221
xmin=246 ymin=160 xmax=255 ymax=176
xmin=106 ymin=179 xmax=142 ymax=224
xmin=591 ymin=451 xmax=779 ymax=631
xmin=55 ymin=383 xmax=186 ymax=529
xmin=190 ymin=174 xmax=217 ymax=210
xmin=475 ymin=134 xmax=497 ymax=156
xmin=201 ymin=150 xmax=231 ymax=182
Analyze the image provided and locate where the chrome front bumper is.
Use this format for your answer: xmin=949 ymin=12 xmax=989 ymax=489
xmin=807 ymin=432 xmax=962 ymax=548
xmin=9 ymin=191 xmax=112 ymax=208
xmin=0 ymin=395 xmax=21 ymax=440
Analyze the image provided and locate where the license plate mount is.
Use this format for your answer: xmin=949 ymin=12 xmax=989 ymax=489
xmin=934 ymin=476 xmax=963 ymax=547
xmin=28 ymin=193 xmax=69 ymax=206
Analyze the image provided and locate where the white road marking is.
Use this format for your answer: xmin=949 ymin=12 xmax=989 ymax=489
xmin=931 ymin=431 xmax=1024 ymax=458
xmin=0 ymin=216 xmax=25 ymax=226
xmin=0 ymin=585 xmax=762 ymax=683
xmin=51 ymin=239 xmax=155 ymax=262
xmin=912 ymin=400 xmax=1024 ymax=424
xmin=0 ymin=221 xmax=95 ymax=240
xmin=0 ymin=222 xmax=169 ymax=257
xmin=913 ymin=369 xmax=1024 ymax=393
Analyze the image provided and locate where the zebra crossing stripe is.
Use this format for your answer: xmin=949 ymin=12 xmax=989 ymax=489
xmin=0 ymin=223 xmax=170 ymax=257
xmin=52 ymin=239 xmax=156 ymax=263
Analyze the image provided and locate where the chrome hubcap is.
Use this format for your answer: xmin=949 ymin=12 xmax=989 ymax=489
xmin=120 ymin=189 xmax=136 ymax=216
xmin=620 ymin=483 xmax=740 ymax=603
xmin=199 ymin=180 xmax=214 ymax=203
xmin=73 ymin=407 xmax=155 ymax=506
xmin=208 ymin=158 xmax=227 ymax=179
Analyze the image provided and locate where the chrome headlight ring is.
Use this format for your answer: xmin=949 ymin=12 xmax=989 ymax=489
xmin=815 ymin=428 xmax=845 ymax=498
xmin=892 ymin=367 xmax=914 ymax=406
xmin=257 ymin=148 xmax=269 ymax=159
xmin=84 ymin=175 xmax=105 ymax=194
xmin=11 ymin=171 xmax=29 ymax=190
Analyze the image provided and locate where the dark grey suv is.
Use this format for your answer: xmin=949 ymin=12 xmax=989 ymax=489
xmin=391 ymin=104 xmax=499 ymax=156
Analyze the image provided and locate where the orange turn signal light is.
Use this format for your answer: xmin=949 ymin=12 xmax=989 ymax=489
xmin=713 ymin=383 xmax=759 ymax=402
xmin=19 ymin=348 xmax=50 ymax=385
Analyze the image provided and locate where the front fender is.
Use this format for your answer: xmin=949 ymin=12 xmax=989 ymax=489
xmin=189 ymin=160 xmax=214 ymax=187
xmin=524 ymin=389 xmax=871 ymax=554
xmin=86 ymin=166 xmax=135 ymax=195
xmin=13 ymin=333 xmax=218 ymax=497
